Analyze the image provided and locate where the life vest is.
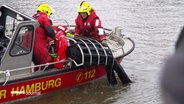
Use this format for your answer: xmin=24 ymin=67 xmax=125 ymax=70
xmin=22 ymin=30 xmax=32 ymax=48
xmin=75 ymin=10 xmax=106 ymax=41
xmin=54 ymin=31 xmax=68 ymax=69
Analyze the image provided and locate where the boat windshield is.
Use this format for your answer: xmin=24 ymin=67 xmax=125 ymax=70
xmin=5 ymin=14 xmax=24 ymax=39
xmin=10 ymin=25 xmax=34 ymax=56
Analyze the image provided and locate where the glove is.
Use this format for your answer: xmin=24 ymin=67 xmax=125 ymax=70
xmin=49 ymin=53 xmax=58 ymax=58
xmin=66 ymin=32 xmax=74 ymax=38
xmin=101 ymin=39 xmax=108 ymax=47
xmin=48 ymin=40 xmax=58 ymax=58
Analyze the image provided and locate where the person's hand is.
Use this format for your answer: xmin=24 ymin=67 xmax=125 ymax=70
xmin=102 ymin=39 xmax=108 ymax=47
xmin=48 ymin=40 xmax=58 ymax=58
xmin=49 ymin=53 xmax=58 ymax=58
xmin=66 ymin=32 xmax=74 ymax=38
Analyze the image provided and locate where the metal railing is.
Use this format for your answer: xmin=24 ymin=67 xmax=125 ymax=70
xmin=0 ymin=59 xmax=69 ymax=86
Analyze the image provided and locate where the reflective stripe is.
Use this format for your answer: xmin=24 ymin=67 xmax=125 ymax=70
xmin=95 ymin=19 xmax=100 ymax=27
xmin=58 ymin=25 xmax=65 ymax=31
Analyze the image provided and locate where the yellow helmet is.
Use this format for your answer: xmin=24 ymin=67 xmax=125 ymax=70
xmin=37 ymin=3 xmax=53 ymax=16
xmin=77 ymin=1 xmax=92 ymax=15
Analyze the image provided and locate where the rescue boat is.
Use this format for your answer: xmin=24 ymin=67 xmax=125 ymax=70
xmin=0 ymin=4 xmax=135 ymax=103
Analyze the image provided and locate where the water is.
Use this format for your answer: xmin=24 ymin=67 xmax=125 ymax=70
xmin=1 ymin=0 xmax=184 ymax=104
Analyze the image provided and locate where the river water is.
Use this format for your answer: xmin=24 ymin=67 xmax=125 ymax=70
xmin=1 ymin=0 xmax=184 ymax=104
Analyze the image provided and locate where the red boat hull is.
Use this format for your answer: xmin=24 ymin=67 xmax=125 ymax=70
xmin=0 ymin=65 xmax=106 ymax=103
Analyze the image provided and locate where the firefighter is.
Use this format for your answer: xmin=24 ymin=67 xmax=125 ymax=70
xmin=32 ymin=3 xmax=56 ymax=71
xmin=74 ymin=1 xmax=108 ymax=46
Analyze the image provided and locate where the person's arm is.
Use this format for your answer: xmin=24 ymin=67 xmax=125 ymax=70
xmin=74 ymin=18 xmax=81 ymax=36
xmin=94 ymin=18 xmax=106 ymax=40
xmin=57 ymin=25 xmax=74 ymax=38
xmin=42 ymin=16 xmax=56 ymax=38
